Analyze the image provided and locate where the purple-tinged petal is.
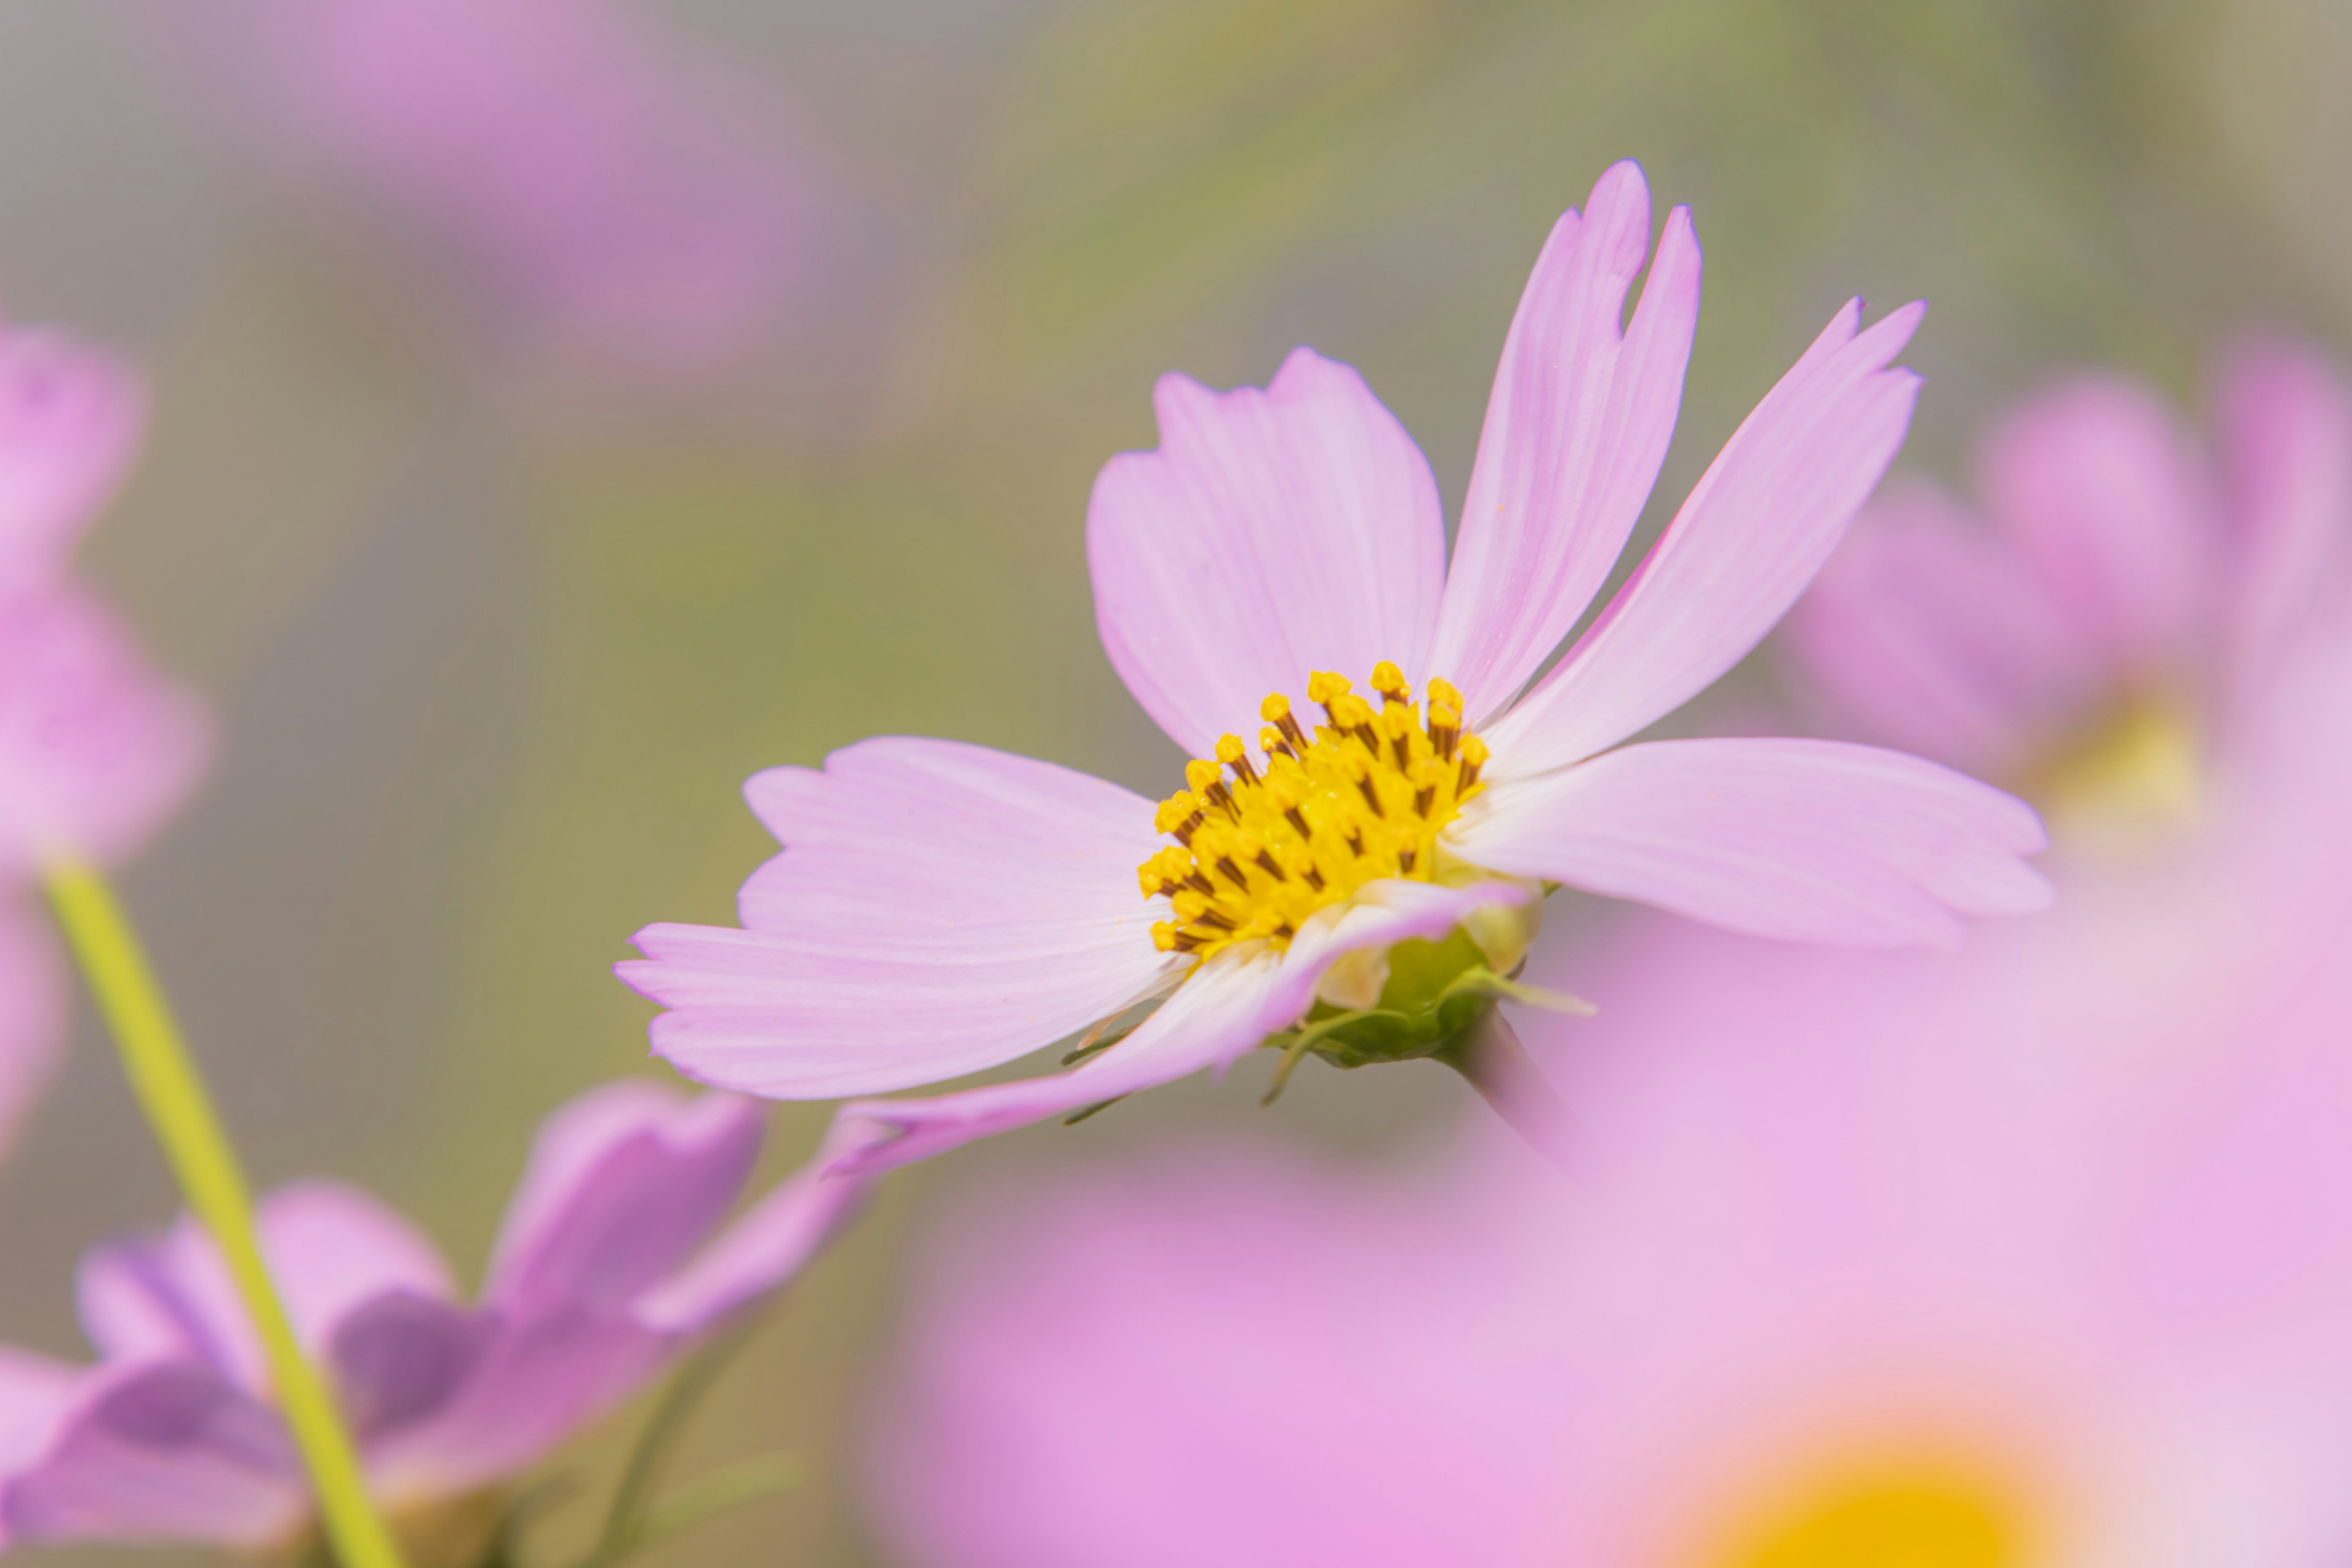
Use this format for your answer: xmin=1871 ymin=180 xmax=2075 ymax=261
xmin=622 ymin=737 xmax=1180 ymax=1098
xmin=328 ymin=1293 xmax=491 ymax=1445
xmin=0 ymin=587 xmax=211 ymax=878
xmin=0 ymin=1348 xmax=77 ymax=1479
xmin=1431 ymin=162 xmax=1703 ymax=725
xmin=1483 ymin=301 xmax=1926 ymax=778
xmin=1087 ymin=347 xmax=1448 ymax=757
xmin=255 ymin=1182 xmax=455 ymax=1354
xmin=1449 ymin=737 xmax=2050 ymax=948
xmin=484 ymin=1079 xmax=761 ymax=1319
xmin=1 ymin=1362 xmax=304 ymax=1548
xmin=0 ymin=902 xmax=66 ymax=1165
xmin=1782 ymin=484 xmax=2105 ymax=774
xmin=77 ymin=1223 xmax=262 ymax=1393
xmin=2216 ymin=337 xmax=2352 ymax=676
xmin=833 ymin=879 xmax=1529 ymax=1175
xmin=635 ymin=1115 xmax=888 ymax=1334
xmin=0 ymin=320 xmax=145 ymax=590
xmin=1980 ymin=374 xmax=2217 ymax=676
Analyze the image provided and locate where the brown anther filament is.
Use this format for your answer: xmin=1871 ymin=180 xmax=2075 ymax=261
xmin=1214 ymin=855 xmax=1250 ymax=889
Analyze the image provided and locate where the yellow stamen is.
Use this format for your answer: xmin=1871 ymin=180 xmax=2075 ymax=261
xmin=1140 ymin=666 xmax=1487 ymax=960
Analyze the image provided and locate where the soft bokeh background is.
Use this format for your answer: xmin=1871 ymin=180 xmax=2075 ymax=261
xmin=0 ymin=0 xmax=2345 ymax=1562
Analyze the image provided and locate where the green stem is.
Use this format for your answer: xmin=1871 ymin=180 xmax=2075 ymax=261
xmin=584 ymin=1310 xmax=771 ymax=1568
xmin=42 ymin=856 xmax=407 ymax=1568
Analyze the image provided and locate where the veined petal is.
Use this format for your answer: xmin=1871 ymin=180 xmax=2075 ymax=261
xmin=1485 ymin=300 xmax=1926 ymax=777
xmin=1980 ymin=373 xmax=2217 ymax=676
xmin=1449 ymin=737 xmax=2051 ymax=948
xmin=1431 ymin=161 xmax=1703 ymax=725
xmin=1782 ymin=484 xmax=2103 ymax=774
xmin=0 ymin=1362 xmax=304 ymax=1548
xmin=483 ymin=1079 xmax=762 ymax=1320
xmin=2217 ymin=337 xmax=2352 ymax=674
xmin=619 ymin=737 xmax=1181 ymax=1099
xmin=832 ymin=878 xmax=1530 ymax=1176
xmin=1087 ymin=347 xmax=1447 ymax=757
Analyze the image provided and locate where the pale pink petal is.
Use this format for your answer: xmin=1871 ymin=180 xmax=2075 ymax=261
xmin=76 ymin=1223 xmax=263 ymax=1395
xmin=1485 ymin=301 xmax=1925 ymax=777
xmin=0 ymin=321 xmax=145 ymax=590
xmin=0 ymin=1348 xmax=77 ymax=1480
xmin=1980 ymin=374 xmax=2217 ymax=675
xmin=2215 ymin=337 xmax=2352 ymax=676
xmin=0 ymin=587 xmax=211 ymax=878
xmin=832 ymin=879 xmax=1529 ymax=1175
xmin=0 ymin=1363 xmax=304 ymax=1548
xmin=1430 ymin=162 xmax=1703 ymax=724
xmin=253 ymin=1183 xmax=456 ymax=1356
xmin=1448 ymin=737 xmax=2050 ymax=948
xmin=1782 ymin=483 xmax=2103 ymax=773
xmin=1087 ymin=347 xmax=1447 ymax=757
xmin=620 ymin=737 xmax=1179 ymax=1098
xmin=483 ymin=1079 xmax=761 ymax=1319
xmin=0 ymin=903 xmax=66 ymax=1164
xmin=635 ymin=1114 xmax=888 ymax=1333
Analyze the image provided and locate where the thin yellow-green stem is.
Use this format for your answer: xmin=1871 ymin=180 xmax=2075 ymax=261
xmin=43 ymin=856 xmax=406 ymax=1568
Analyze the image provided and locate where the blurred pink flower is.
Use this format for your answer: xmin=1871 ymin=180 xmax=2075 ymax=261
xmin=0 ymin=1079 xmax=879 ymax=1551
xmin=168 ymin=0 xmax=834 ymax=382
xmin=0 ymin=314 xmax=146 ymax=593
xmin=619 ymin=161 xmax=2049 ymax=1175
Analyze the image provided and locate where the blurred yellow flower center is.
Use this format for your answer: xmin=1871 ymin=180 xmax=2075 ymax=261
xmin=2029 ymin=696 xmax=2202 ymax=856
xmin=1140 ymin=663 xmax=1486 ymax=959
xmin=1705 ymin=1456 xmax=2033 ymax=1568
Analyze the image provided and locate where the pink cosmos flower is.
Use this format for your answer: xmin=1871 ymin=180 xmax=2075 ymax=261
xmin=860 ymin=889 xmax=2352 ymax=1565
xmin=166 ymin=0 xmax=830 ymax=382
xmin=1785 ymin=338 xmax=2352 ymax=853
xmin=0 ymin=311 xmax=146 ymax=593
xmin=618 ymin=161 xmax=2051 ymax=1174
xmin=0 ymin=1079 xmax=880 ymax=1554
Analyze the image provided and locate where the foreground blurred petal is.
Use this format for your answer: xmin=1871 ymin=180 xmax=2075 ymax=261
xmin=1431 ymin=161 xmax=1702 ymax=725
xmin=1485 ymin=300 xmax=1924 ymax=776
xmin=0 ymin=321 xmax=144 ymax=589
xmin=620 ymin=737 xmax=1179 ymax=1098
xmin=1449 ymin=737 xmax=2051 ymax=948
xmin=2217 ymin=337 xmax=2352 ymax=677
xmin=1088 ymin=347 xmax=1447 ymax=757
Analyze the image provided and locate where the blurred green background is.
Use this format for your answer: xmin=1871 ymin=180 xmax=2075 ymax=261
xmin=0 ymin=0 xmax=2345 ymax=1562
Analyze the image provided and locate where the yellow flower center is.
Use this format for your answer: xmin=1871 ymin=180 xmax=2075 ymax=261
xmin=1139 ymin=662 xmax=1487 ymax=960
xmin=1702 ymin=1455 xmax=2037 ymax=1568
xmin=2027 ymin=695 xmax=2202 ymax=857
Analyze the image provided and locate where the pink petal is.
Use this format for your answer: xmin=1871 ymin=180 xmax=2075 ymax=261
xmin=1980 ymin=373 xmax=2217 ymax=676
xmin=635 ymin=1113 xmax=888 ymax=1333
xmin=1448 ymin=737 xmax=2051 ymax=948
xmin=254 ymin=1182 xmax=455 ymax=1352
xmin=1781 ymin=483 xmax=2103 ymax=774
xmin=0 ymin=902 xmax=66 ymax=1166
xmin=0 ymin=320 xmax=145 ymax=591
xmin=0 ymin=1348 xmax=77 ymax=1480
xmin=77 ymin=1224 xmax=263 ymax=1395
xmin=483 ymin=1078 xmax=762 ymax=1319
xmin=0 ymin=587 xmax=211 ymax=878
xmin=832 ymin=879 xmax=1531 ymax=1175
xmin=1087 ymin=347 xmax=1447 ymax=757
xmin=1430 ymin=161 xmax=1703 ymax=725
xmin=1483 ymin=300 xmax=1926 ymax=777
xmin=2216 ymin=337 xmax=2352 ymax=676
xmin=620 ymin=737 xmax=1180 ymax=1098
xmin=0 ymin=1363 xmax=304 ymax=1548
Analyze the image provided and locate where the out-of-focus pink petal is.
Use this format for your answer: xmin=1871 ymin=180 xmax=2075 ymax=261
xmin=834 ymin=878 xmax=1529 ymax=1175
xmin=76 ymin=1224 xmax=263 ymax=1395
xmin=253 ymin=1183 xmax=454 ymax=1354
xmin=620 ymin=737 xmax=1180 ymax=1098
xmin=635 ymin=1114 xmax=888 ymax=1333
xmin=483 ymin=1079 xmax=761 ymax=1320
xmin=0 ymin=1349 xmax=77 ymax=1482
xmin=1485 ymin=301 xmax=1925 ymax=777
xmin=0 ymin=903 xmax=65 ymax=1165
xmin=0 ymin=1363 xmax=304 ymax=1548
xmin=328 ymin=1294 xmax=492 ymax=1447
xmin=1430 ymin=162 xmax=1703 ymax=725
xmin=0 ymin=321 xmax=145 ymax=589
xmin=1980 ymin=374 xmax=2217 ymax=676
xmin=1782 ymin=484 xmax=2103 ymax=774
xmin=2215 ymin=338 xmax=2352 ymax=679
xmin=1449 ymin=737 xmax=2050 ymax=948
xmin=0 ymin=587 xmax=210 ymax=878
xmin=1087 ymin=347 xmax=1447 ymax=757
